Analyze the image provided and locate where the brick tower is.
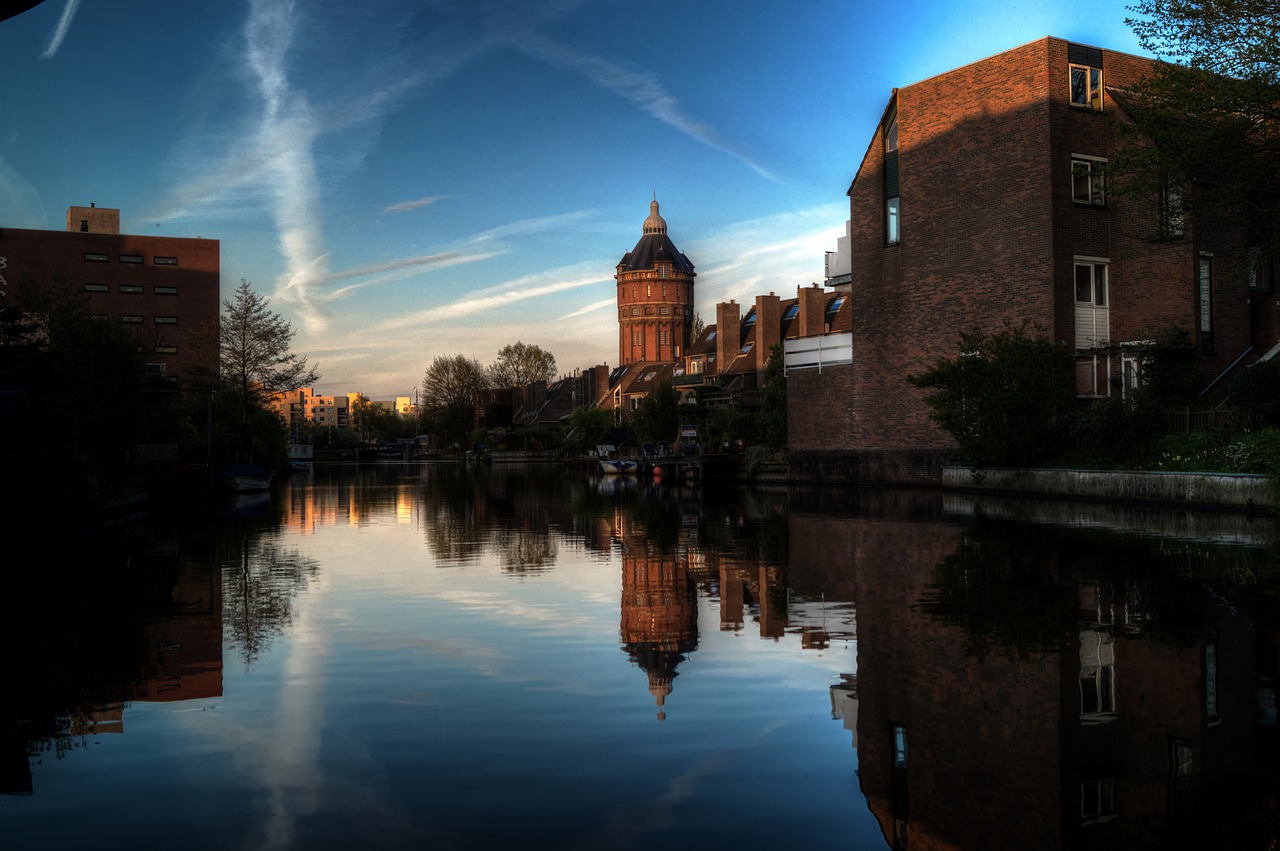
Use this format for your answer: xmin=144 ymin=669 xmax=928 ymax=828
xmin=615 ymin=198 xmax=696 ymax=365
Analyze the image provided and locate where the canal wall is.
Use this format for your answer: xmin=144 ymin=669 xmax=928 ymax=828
xmin=942 ymin=467 xmax=1275 ymax=512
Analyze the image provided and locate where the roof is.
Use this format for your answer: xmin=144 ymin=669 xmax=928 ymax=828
xmin=616 ymin=199 xmax=696 ymax=274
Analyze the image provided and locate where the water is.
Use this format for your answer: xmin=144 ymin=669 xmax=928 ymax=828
xmin=4 ymin=464 xmax=1279 ymax=849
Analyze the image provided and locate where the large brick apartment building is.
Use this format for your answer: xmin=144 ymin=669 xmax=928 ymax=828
xmin=789 ymin=37 xmax=1280 ymax=484
xmin=0 ymin=205 xmax=220 ymax=383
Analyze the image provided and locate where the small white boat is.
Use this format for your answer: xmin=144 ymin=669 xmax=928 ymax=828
xmin=599 ymin=459 xmax=638 ymax=475
xmin=219 ymin=465 xmax=274 ymax=493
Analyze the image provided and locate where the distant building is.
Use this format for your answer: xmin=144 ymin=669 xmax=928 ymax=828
xmin=267 ymin=387 xmax=350 ymax=434
xmin=0 ymin=205 xmax=220 ymax=383
xmin=615 ymin=198 xmax=696 ymax=366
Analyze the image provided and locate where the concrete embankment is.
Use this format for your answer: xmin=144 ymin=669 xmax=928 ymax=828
xmin=943 ymin=467 xmax=1274 ymax=512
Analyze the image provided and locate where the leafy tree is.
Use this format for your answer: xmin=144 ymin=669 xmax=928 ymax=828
xmin=1229 ymin=358 xmax=1280 ymax=426
xmin=352 ymin=394 xmax=415 ymax=443
xmin=487 ymin=342 xmax=556 ymax=388
xmin=1114 ymin=2 xmax=1280 ymax=265
xmin=422 ymin=354 xmax=488 ymax=449
xmin=629 ymin=381 xmax=681 ymax=445
xmin=567 ymin=405 xmax=613 ymax=451
xmin=758 ymin=343 xmax=787 ymax=450
xmin=191 ymin=278 xmax=320 ymax=417
xmin=908 ymin=321 xmax=1074 ymax=467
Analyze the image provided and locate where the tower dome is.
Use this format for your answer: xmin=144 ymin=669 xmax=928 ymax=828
xmin=643 ymin=198 xmax=667 ymax=235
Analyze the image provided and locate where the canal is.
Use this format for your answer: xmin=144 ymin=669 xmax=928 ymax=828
xmin=3 ymin=463 xmax=1278 ymax=849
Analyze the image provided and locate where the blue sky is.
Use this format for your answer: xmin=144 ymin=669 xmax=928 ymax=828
xmin=2 ymin=0 xmax=1149 ymax=397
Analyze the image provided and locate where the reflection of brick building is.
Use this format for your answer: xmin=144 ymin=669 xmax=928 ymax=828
xmin=806 ymin=492 xmax=1277 ymax=849
xmin=618 ymin=538 xmax=698 ymax=721
xmin=0 ymin=205 xmax=220 ymax=383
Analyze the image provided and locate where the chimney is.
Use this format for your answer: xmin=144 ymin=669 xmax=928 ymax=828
xmin=754 ymin=292 xmax=781 ymax=371
xmin=797 ymin=283 xmax=827 ymax=337
xmin=715 ymin=300 xmax=741 ymax=378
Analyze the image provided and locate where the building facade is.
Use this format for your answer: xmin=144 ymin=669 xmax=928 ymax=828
xmin=615 ymin=198 xmax=696 ymax=366
xmin=789 ymin=37 xmax=1280 ymax=482
xmin=0 ymin=205 xmax=220 ymax=383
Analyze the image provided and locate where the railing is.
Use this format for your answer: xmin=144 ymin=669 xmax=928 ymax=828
xmin=1166 ymin=406 xmax=1250 ymax=433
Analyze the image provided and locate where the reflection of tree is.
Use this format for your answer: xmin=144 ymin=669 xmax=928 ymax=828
xmin=219 ymin=527 xmax=319 ymax=666
xmin=494 ymin=528 xmax=557 ymax=573
xmin=919 ymin=520 xmax=1087 ymax=659
xmin=921 ymin=516 xmax=1280 ymax=658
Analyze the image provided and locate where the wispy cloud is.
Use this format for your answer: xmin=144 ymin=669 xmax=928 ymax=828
xmin=508 ymin=28 xmax=778 ymax=182
xmin=384 ymin=195 xmax=447 ymax=214
xmin=559 ymin=297 xmax=614 ymax=321
xmin=373 ymin=262 xmax=610 ymax=333
xmin=40 ymin=0 xmax=80 ymax=59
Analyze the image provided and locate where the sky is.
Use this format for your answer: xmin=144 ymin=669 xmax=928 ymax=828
xmin=1 ymin=0 xmax=1152 ymax=398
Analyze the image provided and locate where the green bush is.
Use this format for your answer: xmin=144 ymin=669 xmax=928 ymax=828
xmin=909 ymin=321 xmax=1074 ymax=467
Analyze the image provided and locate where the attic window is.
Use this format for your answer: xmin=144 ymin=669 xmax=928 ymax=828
xmin=742 ymin=311 xmax=757 ymax=327
xmin=1068 ymin=44 xmax=1104 ymax=110
xmin=658 ymin=264 xmax=670 ymax=279
xmin=642 ymin=371 xmax=657 ymax=381
xmin=741 ymin=342 xmax=754 ymax=353
xmin=783 ymin=303 xmax=799 ymax=320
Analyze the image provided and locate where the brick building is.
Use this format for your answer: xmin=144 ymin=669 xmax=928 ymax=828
xmin=615 ymin=198 xmax=696 ymax=366
xmin=0 ymin=205 xmax=220 ymax=383
xmin=789 ymin=37 xmax=1280 ymax=484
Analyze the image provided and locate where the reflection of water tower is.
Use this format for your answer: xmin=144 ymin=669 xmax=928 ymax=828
xmin=620 ymin=546 xmax=698 ymax=721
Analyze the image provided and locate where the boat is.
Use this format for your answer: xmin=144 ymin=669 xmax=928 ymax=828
xmin=288 ymin=443 xmax=314 ymax=472
xmin=599 ymin=459 xmax=638 ymax=475
xmin=219 ymin=464 xmax=274 ymax=493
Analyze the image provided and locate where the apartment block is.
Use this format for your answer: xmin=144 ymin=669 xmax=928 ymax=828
xmin=790 ymin=37 xmax=1280 ymax=482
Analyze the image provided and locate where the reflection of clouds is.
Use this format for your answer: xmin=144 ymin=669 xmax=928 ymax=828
xmin=586 ymin=720 xmax=788 ymax=850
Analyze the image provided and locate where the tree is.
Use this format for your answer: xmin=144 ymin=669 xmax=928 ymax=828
xmin=908 ymin=321 xmax=1074 ymax=467
xmin=629 ymin=381 xmax=681 ymax=446
xmin=422 ymin=354 xmax=488 ymax=449
xmin=1113 ymin=2 xmax=1280 ymax=265
xmin=193 ymin=278 xmax=320 ymax=412
xmin=566 ymin=405 xmax=614 ymax=451
xmin=487 ymin=342 xmax=557 ymax=389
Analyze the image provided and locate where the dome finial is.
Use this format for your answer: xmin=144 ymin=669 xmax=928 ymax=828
xmin=643 ymin=195 xmax=666 ymax=236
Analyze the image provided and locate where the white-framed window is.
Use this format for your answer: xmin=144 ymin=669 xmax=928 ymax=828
xmin=1072 ymin=155 xmax=1106 ymax=206
xmin=1074 ymin=258 xmax=1110 ymax=350
xmin=1198 ymin=252 xmax=1214 ymax=351
xmin=1070 ymin=64 xmax=1102 ymax=109
xmin=1080 ymin=779 xmax=1116 ymax=823
xmin=886 ymin=197 xmax=901 ymax=245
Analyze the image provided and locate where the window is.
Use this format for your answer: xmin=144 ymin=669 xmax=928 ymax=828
xmin=154 ymin=256 xmax=178 ymax=266
xmin=1068 ymin=44 xmax=1104 ymax=110
xmin=658 ymin=264 xmax=669 ymax=279
xmin=119 ymin=254 xmax=143 ymax=264
xmin=120 ymin=314 xmax=143 ymax=323
xmin=155 ymin=286 xmax=178 ymax=295
xmin=783 ymin=303 xmax=799 ymax=320
xmin=84 ymin=283 xmax=108 ymax=292
xmin=154 ymin=345 xmax=178 ymax=354
xmin=886 ymin=197 xmax=901 ymax=244
xmin=84 ymin=252 xmax=108 ymax=262
xmin=631 ymin=307 xmax=639 ymax=316
xmin=120 ymin=284 xmax=143 ymax=294
xmin=154 ymin=316 xmax=178 ymax=324
xmin=1074 ymin=259 xmax=1110 ymax=350
xmin=884 ymin=102 xmax=900 ymax=245
xmin=1198 ymin=253 xmax=1213 ymax=351
xmin=1072 ymin=156 xmax=1106 ymax=205
xmin=79 ymin=219 xmax=88 ymax=232
xmin=1248 ymin=246 xmax=1273 ymax=290
xmin=660 ymin=306 xmax=670 ymax=315
xmin=1080 ymin=779 xmax=1116 ymax=822
xmin=892 ymin=725 xmax=907 ymax=767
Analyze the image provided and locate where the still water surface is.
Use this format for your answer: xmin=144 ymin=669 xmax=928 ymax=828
xmin=4 ymin=464 xmax=1279 ymax=849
